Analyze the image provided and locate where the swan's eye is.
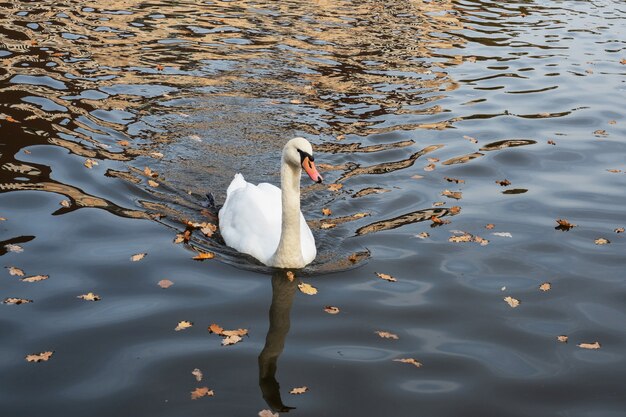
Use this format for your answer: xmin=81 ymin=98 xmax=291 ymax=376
xmin=297 ymin=149 xmax=314 ymax=163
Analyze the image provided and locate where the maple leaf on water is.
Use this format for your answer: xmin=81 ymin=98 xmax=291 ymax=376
xmin=376 ymin=272 xmax=397 ymax=282
xmin=393 ymin=358 xmax=422 ymax=368
xmin=6 ymin=266 xmax=24 ymax=276
xmin=190 ymin=387 xmax=214 ymax=400
xmin=192 ymin=368 xmax=203 ymax=382
xmin=375 ymin=331 xmax=399 ymax=340
xmin=504 ymin=296 xmax=520 ymax=308
xmin=298 ymin=282 xmax=318 ymax=295
xmin=557 ymin=335 xmax=568 ymax=343
xmin=290 ymin=386 xmax=308 ymax=395
xmin=84 ymin=159 xmax=98 ymax=169
xmin=539 ymin=282 xmax=551 ymax=292
xmin=175 ymin=321 xmax=193 ymax=331
xmin=322 ymin=208 xmax=332 ymax=216
xmin=208 ymin=323 xmax=224 ymax=335
xmin=555 ymin=219 xmax=576 ymax=231
xmin=25 ymin=351 xmax=54 ymax=363
xmin=130 ymin=253 xmax=146 ymax=262
xmin=424 ymin=163 xmax=436 ymax=172
xmin=77 ymin=292 xmax=101 ymax=301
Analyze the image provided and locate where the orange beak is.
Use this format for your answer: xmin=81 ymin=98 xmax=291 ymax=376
xmin=302 ymin=156 xmax=323 ymax=183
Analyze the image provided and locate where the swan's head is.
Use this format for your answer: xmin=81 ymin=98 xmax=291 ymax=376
xmin=284 ymin=137 xmax=323 ymax=183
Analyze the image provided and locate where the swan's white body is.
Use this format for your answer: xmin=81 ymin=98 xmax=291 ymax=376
xmin=218 ymin=138 xmax=321 ymax=268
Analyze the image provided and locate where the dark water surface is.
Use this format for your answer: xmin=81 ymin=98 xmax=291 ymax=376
xmin=1 ymin=0 xmax=625 ymax=416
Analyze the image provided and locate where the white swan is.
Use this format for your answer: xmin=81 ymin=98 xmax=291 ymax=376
xmin=219 ymin=137 xmax=323 ymax=268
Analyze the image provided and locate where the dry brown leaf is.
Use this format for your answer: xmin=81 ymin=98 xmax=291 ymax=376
xmin=21 ymin=275 xmax=48 ymax=283
xmin=449 ymin=206 xmax=461 ymax=215
xmin=158 ymin=279 xmax=174 ymax=289
xmin=193 ymin=252 xmax=215 ymax=261
xmin=6 ymin=266 xmax=25 ymax=276
xmin=60 ymin=199 xmax=70 ymax=208
xmin=190 ymin=387 xmax=214 ymax=399
xmin=208 ymin=323 xmax=224 ymax=335
xmin=290 ymin=99 xmax=302 ymax=104
xmin=415 ymin=232 xmax=430 ymax=239
xmin=594 ymin=129 xmax=608 ymax=136
xmin=615 ymin=227 xmax=624 ymax=233
xmin=606 ymin=169 xmax=621 ymax=173
xmin=424 ymin=163 xmax=436 ymax=171
xmin=595 ymin=238 xmax=610 ymax=245
xmin=290 ymin=386 xmax=308 ymax=395
xmin=336 ymin=134 xmax=346 ymax=141
xmin=376 ymin=272 xmax=397 ymax=282
xmin=286 ymin=271 xmax=295 ymax=282
xmin=175 ymin=321 xmax=193 ymax=331
xmin=441 ymin=189 xmax=462 ymax=200
xmin=353 ymin=212 xmax=369 ymax=219
xmin=463 ymin=135 xmax=478 ymax=143
xmin=557 ymin=335 xmax=568 ymax=343
xmin=222 ymin=334 xmax=242 ymax=346
xmin=547 ymin=140 xmax=556 ymax=145
xmin=485 ymin=224 xmax=495 ymax=229
xmin=3 ymin=297 xmax=32 ymax=305
xmin=77 ymin=292 xmax=101 ymax=301
xmin=156 ymin=64 xmax=164 ymax=71
xmin=148 ymin=180 xmax=159 ymax=187
xmin=577 ymin=341 xmax=601 ymax=350
xmin=192 ymin=368 xmax=203 ymax=382
xmin=449 ymin=233 xmax=473 ymax=243
xmin=608 ymin=120 xmax=617 ymax=124
xmin=298 ymin=282 xmax=318 ymax=295
xmin=444 ymin=177 xmax=465 ymax=184
xmin=433 ymin=201 xmax=445 ymax=207
xmin=556 ymin=219 xmax=576 ymax=230
xmin=427 ymin=157 xmax=440 ymax=163
xmin=539 ymin=282 xmax=551 ymax=292
xmin=621 ymin=59 xmax=626 ymax=65
xmin=328 ymin=183 xmax=343 ymax=192
xmin=143 ymin=167 xmax=158 ymax=178
xmin=322 ymin=208 xmax=332 ymax=217
xmin=393 ymin=358 xmax=422 ymax=368
xmin=6 ymin=244 xmax=24 ymax=253
xmin=474 ymin=236 xmax=489 ymax=246
xmin=84 ymin=158 xmax=98 ymax=169
xmin=200 ymin=223 xmax=217 ymax=237
xmin=324 ymin=306 xmax=340 ymax=314
xmin=496 ymin=179 xmax=511 ymax=186
xmin=117 ymin=140 xmax=129 ymax=147
xmin=504 ymin=296 xmax=520 ymax=308
xmin=222 ymin=328 xmax=248 ymax=337
xmin=130 ymin=253 xmax=146 ymax=262
xmin=375 ymin=331 xmax=399 ymax=340
xmin=320 ymin=222 xmax=336 ymax=229
xmin=25 ymin=351 xmax=54 ymax=363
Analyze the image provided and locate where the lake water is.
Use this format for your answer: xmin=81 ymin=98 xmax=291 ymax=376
xmin=1 ymin=1 xmax=625 ymax=416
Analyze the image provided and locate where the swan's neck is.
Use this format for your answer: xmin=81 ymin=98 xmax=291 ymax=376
xmin=271 ymin=160 xmax=304 ymax=268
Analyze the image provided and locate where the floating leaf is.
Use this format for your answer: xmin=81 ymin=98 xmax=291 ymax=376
xmin=415 ymin=232 xmax=429 ymax=239
xmin=192 ymin=368 xmax=203 ymax=382
xmin=324 ymin=306 xmax=340 ymax=314
xmin=320 ymin=222 xmax=336 ymax=229
xmin=444 ymin=177 xmax=465 ymax=184
xmin=376 ymin=331 xmax=399 ymax=340
xmin=441 ymin=189 xmax=462 ymax=200
xmin=148 ymin=180 xmax=159 ymax=187
xmin=158 ymin=279 xmax=174 ymax=289
xmin=208 ymin=323 xmax=224 ymax=335
xmin=606 ymin=169 xmax=621 ymax=173
xmin=84 ymin=158 xmax=98 ymax=169
xmin=190 ymin=387 xmax=214 ymax=399
xmin=193 ymin=252 xmax=215 ymax=261
xmin=463 ymin=135 xmax=478 ymax=144
xmin=557 ymin=335 xmax=568 ymax=343
xmin=175 ymin=321 xmax=193 ymax=331
xmin=411 ymin=174 xmax=424 ymax=179
xmin=593 ymin=129 xmax=608 ymax=137
xmin=156 ymin=64 xmax=164 ymax=71
xmin=60 ymin=199 xmax=70 ymax=208
xmin=496 ymin=179 xmax=511 ymax=186
xmin=143 ymin=167 xmax=158 ymax=178
xmin=376 ymin=272 xmax=397 ymax=282
xmin=449 ymin=233 xmax=473 ymax=243
xmin=555 ymin=219 xmax=576 ymax=230
xmin=3 ymin=297 xmax=32 ymax=305
xmin=393 ymin=358 xmax=422 ymax=368
xmin=594 ymin=238 xmax=610 ymax=245
xmin=130 ymin=253 xmax=146 ymax=262
xmin=424 ymin=163 xmax=436 ymax=171
xmin=577 ymin=341 xmax=601 ymax=350
xmin=504 ymin=296 xmax=520 ymax=308
xmin=539 ymin=282 xmax=551 ymax=292
xmin=615 ymin=227 xmax=624 ymax=233
xmin=117 ymin=140 xmax=129 ymax=147
xmin=5 ymin=244 xmax=23 ymax=253
xmin=485 ymin=224 xmax=495 ymax=229
xmin=328 ymin=183 xmax=343 ymax=192
xmin=25 ymin=351 xmax=54 ymax=363
xmin=449 ymin=206 xmax=461 ymax=215
xmin=77 ymin=292 xmax=100 ymax=301
xmin=200 ymin=223 xmax=217 ymax=237
xmin=222 ymin=334 xmax=242 ymax=346
xmin=286 ymin=271 xmax=295 ymax=282
xmin=6 ymin=266 xmax=24 ymax=276
xmin=259 ymin=410 xmax=279 ymax=417
xmin=290 ymin=386 xmax=308 ymax=395
xmin=298 ymin=282 xmax=318 ymax=295
xmin=21 ymin=275 xmax=48 ymax=282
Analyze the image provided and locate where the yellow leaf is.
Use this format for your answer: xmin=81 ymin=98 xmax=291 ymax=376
xmin=21 ymin=275 xmax=48 ymax=283
xmin=504 ymin=296 xmax=520 ymax=308
xmin=117 ymin=140 xmax=129 ymax=147
xmin=192 ymin=368 xmax=203 ymax=382
xmin=577 ymin=341 xmax=601 ymax=350
xmin=557 ymin=335 xmax=568 ymax=343
xmin=143 ymin=167 xmax=158 ymax=178
xmin=376 ymin=272 xmax=397 ymax=282
xmin=539 ymin=282 xmax=551 ymax=292
xmin=442 ymin=189 xmax=462 ymax=200
xmin=25 ymin=351 xmax=54 ymax=363
xmin=298 ymin=282 xmax=318 ymax=295
xmin=6 ymin=266 xmax=24 ymax=276
xmin=130 ymin=253 xmax=146 ymax=262
xmin=77 ymin=292 xmax=101 ymax=301
xmin=324 ymin=306 xmax=340 ymax=314
xmin=327 ymin=183 xmax=343 ymax=192
xmin=485 ymin=224 xmax=495 ymax=229
xmin=375 ymin=331 xmax=399 ymax=340
xmin=175 ymin=321 xmax=193 ymax=331
xmin=322 ymin=208 xmax=332 ymax=216
xmin=148 ymin=180 xmax=159 ymax=187
xmin=158 ymin=279 xmax=174 ymax=289
xmin=449 ymin=233 xmax=473 ymax=243
xmin=193 ymin=252 xmax=215 ymax=261
xmin=290 ymin=386 xmax=308 ymax=395
xmin=84 ymin=158 xmax=98 ymax=169
xmin=594 ymin=238 xmax=610 ymax=245
xmin=208 ymin=323 xmax=224 ymax=335
xmin=320 ymin=222 xmax=336 ymax=229
xmin=190 ymin=387 xmax=214 ymax=399
xmin=393 ymin=358 xmax=422 ymax=368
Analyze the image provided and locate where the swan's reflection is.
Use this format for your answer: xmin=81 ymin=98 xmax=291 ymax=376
xmin=258 ymin=270 xmax=298 ymax=412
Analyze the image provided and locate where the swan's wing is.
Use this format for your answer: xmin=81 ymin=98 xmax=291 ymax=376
xmin=219 ymin=179 xmax=282 ymax=264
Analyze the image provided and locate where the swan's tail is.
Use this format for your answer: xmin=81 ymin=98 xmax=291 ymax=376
xmin=226 ymin=173 xmax=247 ymax=196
